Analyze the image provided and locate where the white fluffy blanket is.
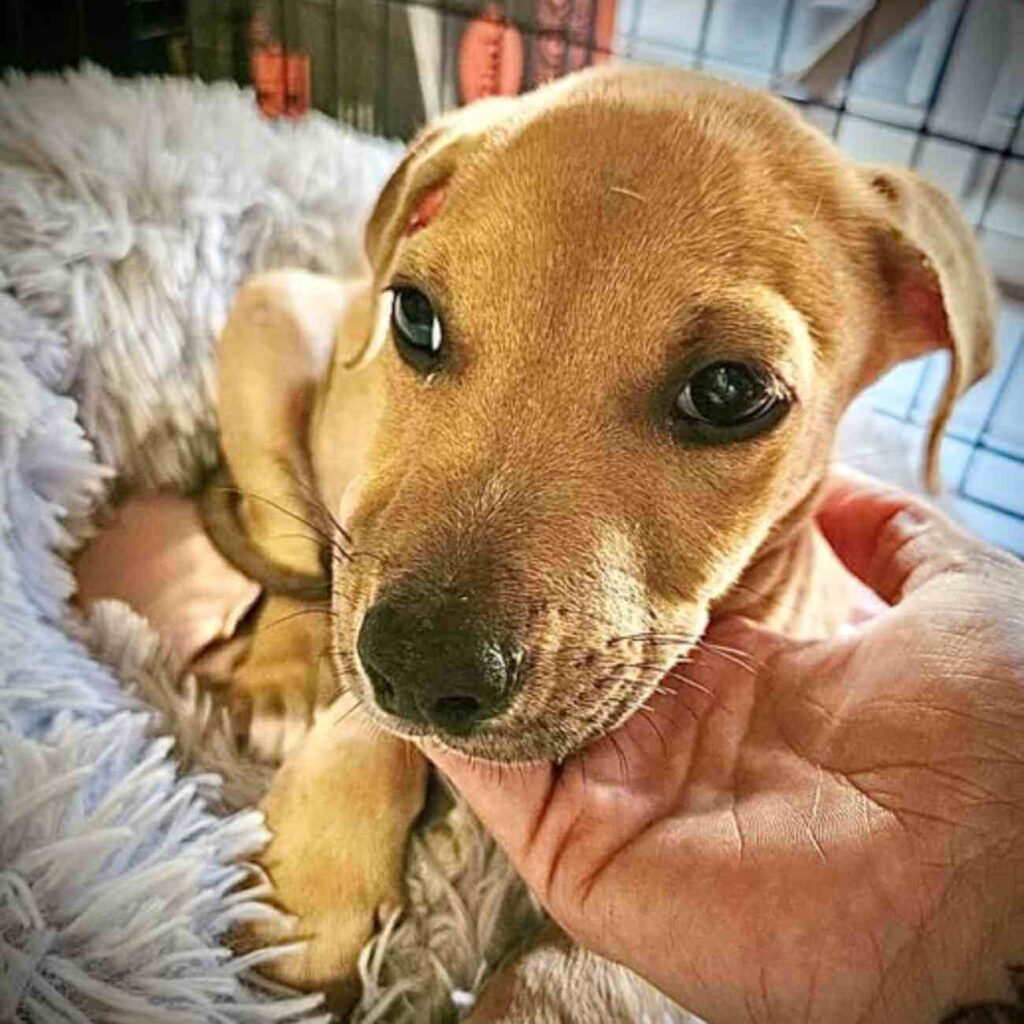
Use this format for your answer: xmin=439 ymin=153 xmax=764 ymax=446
xmin=0 ymin=65 xmax=562 ymax=1024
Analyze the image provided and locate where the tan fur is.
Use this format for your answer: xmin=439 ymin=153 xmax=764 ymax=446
xmin=236 ymin=695 xmax=426 ymax=1017
xmin=209 ymin=66 xmax=995 ymax=1014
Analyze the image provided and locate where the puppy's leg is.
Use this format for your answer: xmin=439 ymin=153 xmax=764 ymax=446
xmin=216 ymin=269 xmax=377 ymax=580
xmin=212 ymin=269 xmax=382 ymax=756
xmin=467 ymin=922 xmax=678 ymax=1024
xmin=242 ymin=693 xmax=427 ymax=1012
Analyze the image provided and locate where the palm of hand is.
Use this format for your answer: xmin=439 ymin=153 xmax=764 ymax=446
xmin=468 ymin=567 xmax=1024 ymax=1024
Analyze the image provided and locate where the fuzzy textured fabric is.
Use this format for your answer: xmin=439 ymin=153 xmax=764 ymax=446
xmin=0 ymin=66 xmax=686 ymax=1023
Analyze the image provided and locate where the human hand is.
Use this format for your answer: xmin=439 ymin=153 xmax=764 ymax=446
xmin=423 ymin=469 xmax=1024 ymax=1024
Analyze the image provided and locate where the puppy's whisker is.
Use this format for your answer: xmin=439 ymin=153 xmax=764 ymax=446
xmin=269 ymin=530 xmax=353 ymax=564
xmin=608 ymin=733 xmax=631 ymax=783
xmin=270 ymin=530 xmax=330 ymax=544
xmin=698 ymin=639 xmax=757 ymax=661
xmin=644 ymin=692 xmax=698 ymax=724
xmin=616 ymin=683 xmax=674 ymax=698
xmin=592 ymin=674 xmax=662 ymax=690
xmin=594 ymin=667 xmax=663 ymax=679
xmin=593 ymin=676 xmax=674 ymax=699
xmin=608 ymin=630 xmax=701 ymax=645
xmin=694 ymin=641 xmax=759 ymax=674
xmin=282 ymin=468 xmax=389 ymax=567
xmin=615 ymin=650 xmax=693 ymax=663
xmin=635 ymin=700 xmax=672 ymax=719
xmin=664 ymin=666 xmax=715 ymax=698
xmin=329 ymin=692 xmax=374 ymax=733
xmin=331 ymin=694 xmax=366 ymax=728
xmin=307 ymin=494 xmax=363 ymax=558
xmin=215 ymin=484 xmax=351 ymax=559
xmin=608 ymin=629 xmax=761 ymax=675
xmin=252 ymin=606 xmax=337 ymax=636
xmin=635 ymin=707 xmax=670 ymax=760
xmin=280 ymin=466 xmax=357 ymax=547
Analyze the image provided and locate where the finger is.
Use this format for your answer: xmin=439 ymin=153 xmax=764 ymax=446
xmin=817 ymin=466 xmax=976 ymax=604
xmin=419 ymin=742 xmax=557 ymax=865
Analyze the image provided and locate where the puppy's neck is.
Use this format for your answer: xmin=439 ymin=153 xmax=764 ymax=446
xmin=716 ymin=520 xmax=851 ymax=639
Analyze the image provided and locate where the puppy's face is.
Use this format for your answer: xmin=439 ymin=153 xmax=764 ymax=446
xmin=319 ymin=69 xmax=992 ymax=762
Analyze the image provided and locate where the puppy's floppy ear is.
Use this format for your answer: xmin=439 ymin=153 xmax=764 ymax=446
xmin=338 ymin=97 xmax=519 ymax=372
xmin=363 ymin=97 xmax=520 ymax=283
xmin=858 ymin=165 xmax=996 ymax=492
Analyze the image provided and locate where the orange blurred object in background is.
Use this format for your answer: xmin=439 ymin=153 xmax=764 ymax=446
xmin=250 ymin=15 xmax=310 ymax=119
xmin=459 ymin=5 xmax=524 ymax=103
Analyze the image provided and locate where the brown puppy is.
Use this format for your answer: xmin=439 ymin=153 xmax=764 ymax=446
xmin=212 ymin=66 xmax=994 ymax=1015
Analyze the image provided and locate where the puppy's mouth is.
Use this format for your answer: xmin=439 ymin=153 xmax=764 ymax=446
xmin=326 ymin=524 xmax=704 ymax=761
xmin=350 ymin=678 xmax=669 ymax=764
xmin=331 ymin=619 xmax=688 ymax=763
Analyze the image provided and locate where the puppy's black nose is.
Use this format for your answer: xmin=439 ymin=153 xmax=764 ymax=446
xmin=357 ymin=597 xmax=523 ymax=735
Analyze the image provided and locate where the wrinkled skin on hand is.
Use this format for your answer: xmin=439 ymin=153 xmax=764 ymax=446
xmin=426 ymin=470 xmax=1024 ymax=1024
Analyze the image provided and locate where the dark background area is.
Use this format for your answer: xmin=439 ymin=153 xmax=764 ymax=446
xmin=1 ymin=0 xmax=193 ymax=76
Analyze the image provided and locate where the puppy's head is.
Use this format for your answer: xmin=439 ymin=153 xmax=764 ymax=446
xmin=313 ymin=68 xmax=994 ymax=761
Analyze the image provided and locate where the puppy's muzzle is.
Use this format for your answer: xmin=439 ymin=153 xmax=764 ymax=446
xmin=357 ymin=587 xmax=524 ymax=736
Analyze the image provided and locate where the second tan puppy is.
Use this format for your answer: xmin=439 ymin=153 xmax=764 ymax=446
xmin=213 ymin=66 xmax=994 ymax=1018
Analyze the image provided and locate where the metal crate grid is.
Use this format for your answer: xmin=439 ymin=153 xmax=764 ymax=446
xmin=862 ymin=300 xmax=1024 ymax=554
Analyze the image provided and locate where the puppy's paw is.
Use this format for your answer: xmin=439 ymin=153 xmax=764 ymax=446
xmin=231 ymin=893 xmax=380 ymax=1016
xmin=230 ymin=594 xmax=334 ymax=763
xmin=242 ymin=700 xmax=428 ymax=1006
xmin=234 ymin=682 xmax=315 ymax=762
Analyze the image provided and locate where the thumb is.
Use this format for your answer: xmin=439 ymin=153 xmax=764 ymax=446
xmin=817 ymin=467 xmax=979 ymax=605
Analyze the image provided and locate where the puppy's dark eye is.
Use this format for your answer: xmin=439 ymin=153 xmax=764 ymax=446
xmin=673 ymin=361 xmax=789 ymax=442
xmin=391 ymin=287 xmax=443 ymax=372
